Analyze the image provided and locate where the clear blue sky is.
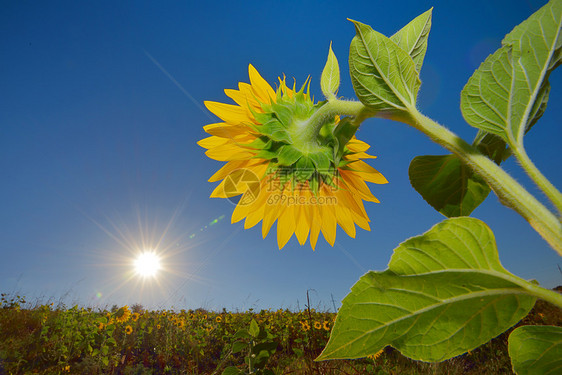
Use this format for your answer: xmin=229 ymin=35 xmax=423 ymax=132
xmin=1 ymin=0 xmax=560 ymax=311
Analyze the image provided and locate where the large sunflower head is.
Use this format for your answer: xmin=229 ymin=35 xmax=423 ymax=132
xmin=198 ymin=65 xmax=387 ymax=250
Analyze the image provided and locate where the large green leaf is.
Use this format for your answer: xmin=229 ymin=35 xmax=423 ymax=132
xmin=349 ymin=19 xmax=420 ymax=113
xmin=390 ymin=8 xmax=433 ymax=73
xmin=320 ymin=42 xmax=340 ymax=100
xmin=408 ymin=132 xmax=510 ymax=218
xmin=461 ymin=0 xmax=561 ymax=147
xmin=317 ymin=217 xmax=536 ymax=362
xmin=409 ymin=155 xmax=490 ymax=217
xmin=508 ymin=325 xmax=562 ymax=375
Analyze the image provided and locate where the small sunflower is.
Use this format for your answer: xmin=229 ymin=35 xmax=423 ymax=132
xmin=199 ymin=65 xmax=387 ymax=249
xmin=125 ymin=325 xmax=133 ymax=335
xmin=367 ymin=349 xmax=384 ymax=361
xmin=114 ymin=306 xmax=131 ymax=324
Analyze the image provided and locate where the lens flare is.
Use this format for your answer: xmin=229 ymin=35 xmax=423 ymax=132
xmin=134 ymin=251 xmax=161 ymax=278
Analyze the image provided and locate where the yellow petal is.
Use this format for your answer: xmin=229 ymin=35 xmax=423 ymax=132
xmin=294 ymin=193 xmax=310 ymax=245
xmin=237 ymin=178 xmax=269 ymax=228
xmin=197 ymin=136 xmax=228 ymax=149
xmin=208 ymin=160 xmax=246 ymax=182
xmin=248 ymin=64 xmax=276 ymax=104
xmin=277 ymin=202 xmax=295 ymax=249
xmin=205 ymin=144 xmax=256 ymax=161
xmin=204 ymin=101 xmax=251 ymax=125
xmin=261 ymin=190 xmax=282 ymax=238
xmin=232 ymin=181 xmax=265 ymax=223
xmin=340 ymin=170 xmax=380 ymax=203
xmin=204 ymin=123 xmax=253 ymax=138
xmin=224 ymin=88 xmax=260 ymax=111
xmin=210 ymin=179 xmax=239 ymax=198
xmin=345 ymin=153 xmax=376 ymax=161
xmin=244 ymin=191 xmax=268 ymax=229
xmin=350 ymin=208 xmax=371 ymax=231
xmin=309 ymin=202 xmax=322 ymax=250
xmin=237 ymin=82 xmax=266 ymax=113
xmin=346 ymin=138 xmax=371 ymax=153
xmin=319 ymin=188 xmax=337 ymax=246
xmin=232 ymin=203 xmax=251 ymax=224
xmin=335 ymin=203 xmax=356 ymax=238
xmin=346 ymin=161 xmax=388 ymax=184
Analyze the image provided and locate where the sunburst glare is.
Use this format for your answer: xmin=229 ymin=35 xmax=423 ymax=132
xmin=134 ymin=251 xmax=161 ymax=278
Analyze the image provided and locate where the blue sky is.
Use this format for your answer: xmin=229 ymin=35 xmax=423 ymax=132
xmin=1 ymin=0 xmax=560 ymax=311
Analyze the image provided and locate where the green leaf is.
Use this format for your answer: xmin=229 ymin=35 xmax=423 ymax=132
xmin=390 ymin=8 xmax=433 ymax=73
xmin=249 ymin=319 xmax=260 ymax=338
xmin=317 ymin=217 xmax=536 ymax=362
xmin=409 ymin=126 xmax=513 ymax=218
xmin=349 ymin=19 xmax=421 ymax=113
xmin=293 ymin=347 xmax=304 ymax=357
xmin=409 ymin=155 xmax=490 ymax=217
xmin=334 ymin=117 xmax=359 ymax=163
xmin=473 ymin=131 xmax=512 ymax=165
xmin=461 ymin=0 xmax=561 ymax=147
xmin=508 ymin=325 xmax=562 ymax=375
xmin=232 ymin=340 xmax=246 ymax=354
xmin=321 ymin=42 xmax=340 ymax=100
xmin=222 ymin=366 xmax=243 ymax=375
xmin=233 ymin=329 xmax=250 ymax=339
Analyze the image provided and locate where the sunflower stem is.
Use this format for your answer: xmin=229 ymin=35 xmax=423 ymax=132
xmin=510 ymin=144 xmax=562 ymax=217
xmin=305 ymin=99 xmax=373 ymax=140
xmin=403 ymin=106 xmax=562 ymax=256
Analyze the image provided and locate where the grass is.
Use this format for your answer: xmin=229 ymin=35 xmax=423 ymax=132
xmin=0 ymin=290 xmax=560 ymax=374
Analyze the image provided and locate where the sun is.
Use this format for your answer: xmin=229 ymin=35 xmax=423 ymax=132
xmin=134 ymin=251 xmax=161 ymax=278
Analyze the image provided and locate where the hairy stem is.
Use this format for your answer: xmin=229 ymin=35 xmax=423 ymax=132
xmin=522 ymin=282 xmax=562 ymax=309
xmin=306 ymin=99 xmax=371 ymax=138
xmin=511 ymin=144 xmax=562 ymax=217
xmin=403 ymin=107 xmax=562 ymax=255
xmin=314 ymin=99 xmax=562 ymax=254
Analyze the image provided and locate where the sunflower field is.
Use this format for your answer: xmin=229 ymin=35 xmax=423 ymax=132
xmin=1 ymin=292 xmax=560 ymax=374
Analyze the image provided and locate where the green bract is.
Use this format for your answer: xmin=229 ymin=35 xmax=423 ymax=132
xmin=321 ymin=42 xmax=340 ymax=100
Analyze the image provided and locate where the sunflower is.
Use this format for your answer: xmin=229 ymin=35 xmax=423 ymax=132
xmin=199 ymin=65 xmax=387 ymax=249
xmin=125 ymin=325 xmax=133 ymax=335
xmin=300 ymin=321 xmax=311 ymax=331
xmin=114 ymin=305 xmax=131 ymax=324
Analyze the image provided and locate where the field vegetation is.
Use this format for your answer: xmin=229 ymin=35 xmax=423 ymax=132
xmin=1 ymin=290 xmax=560 ymax=374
